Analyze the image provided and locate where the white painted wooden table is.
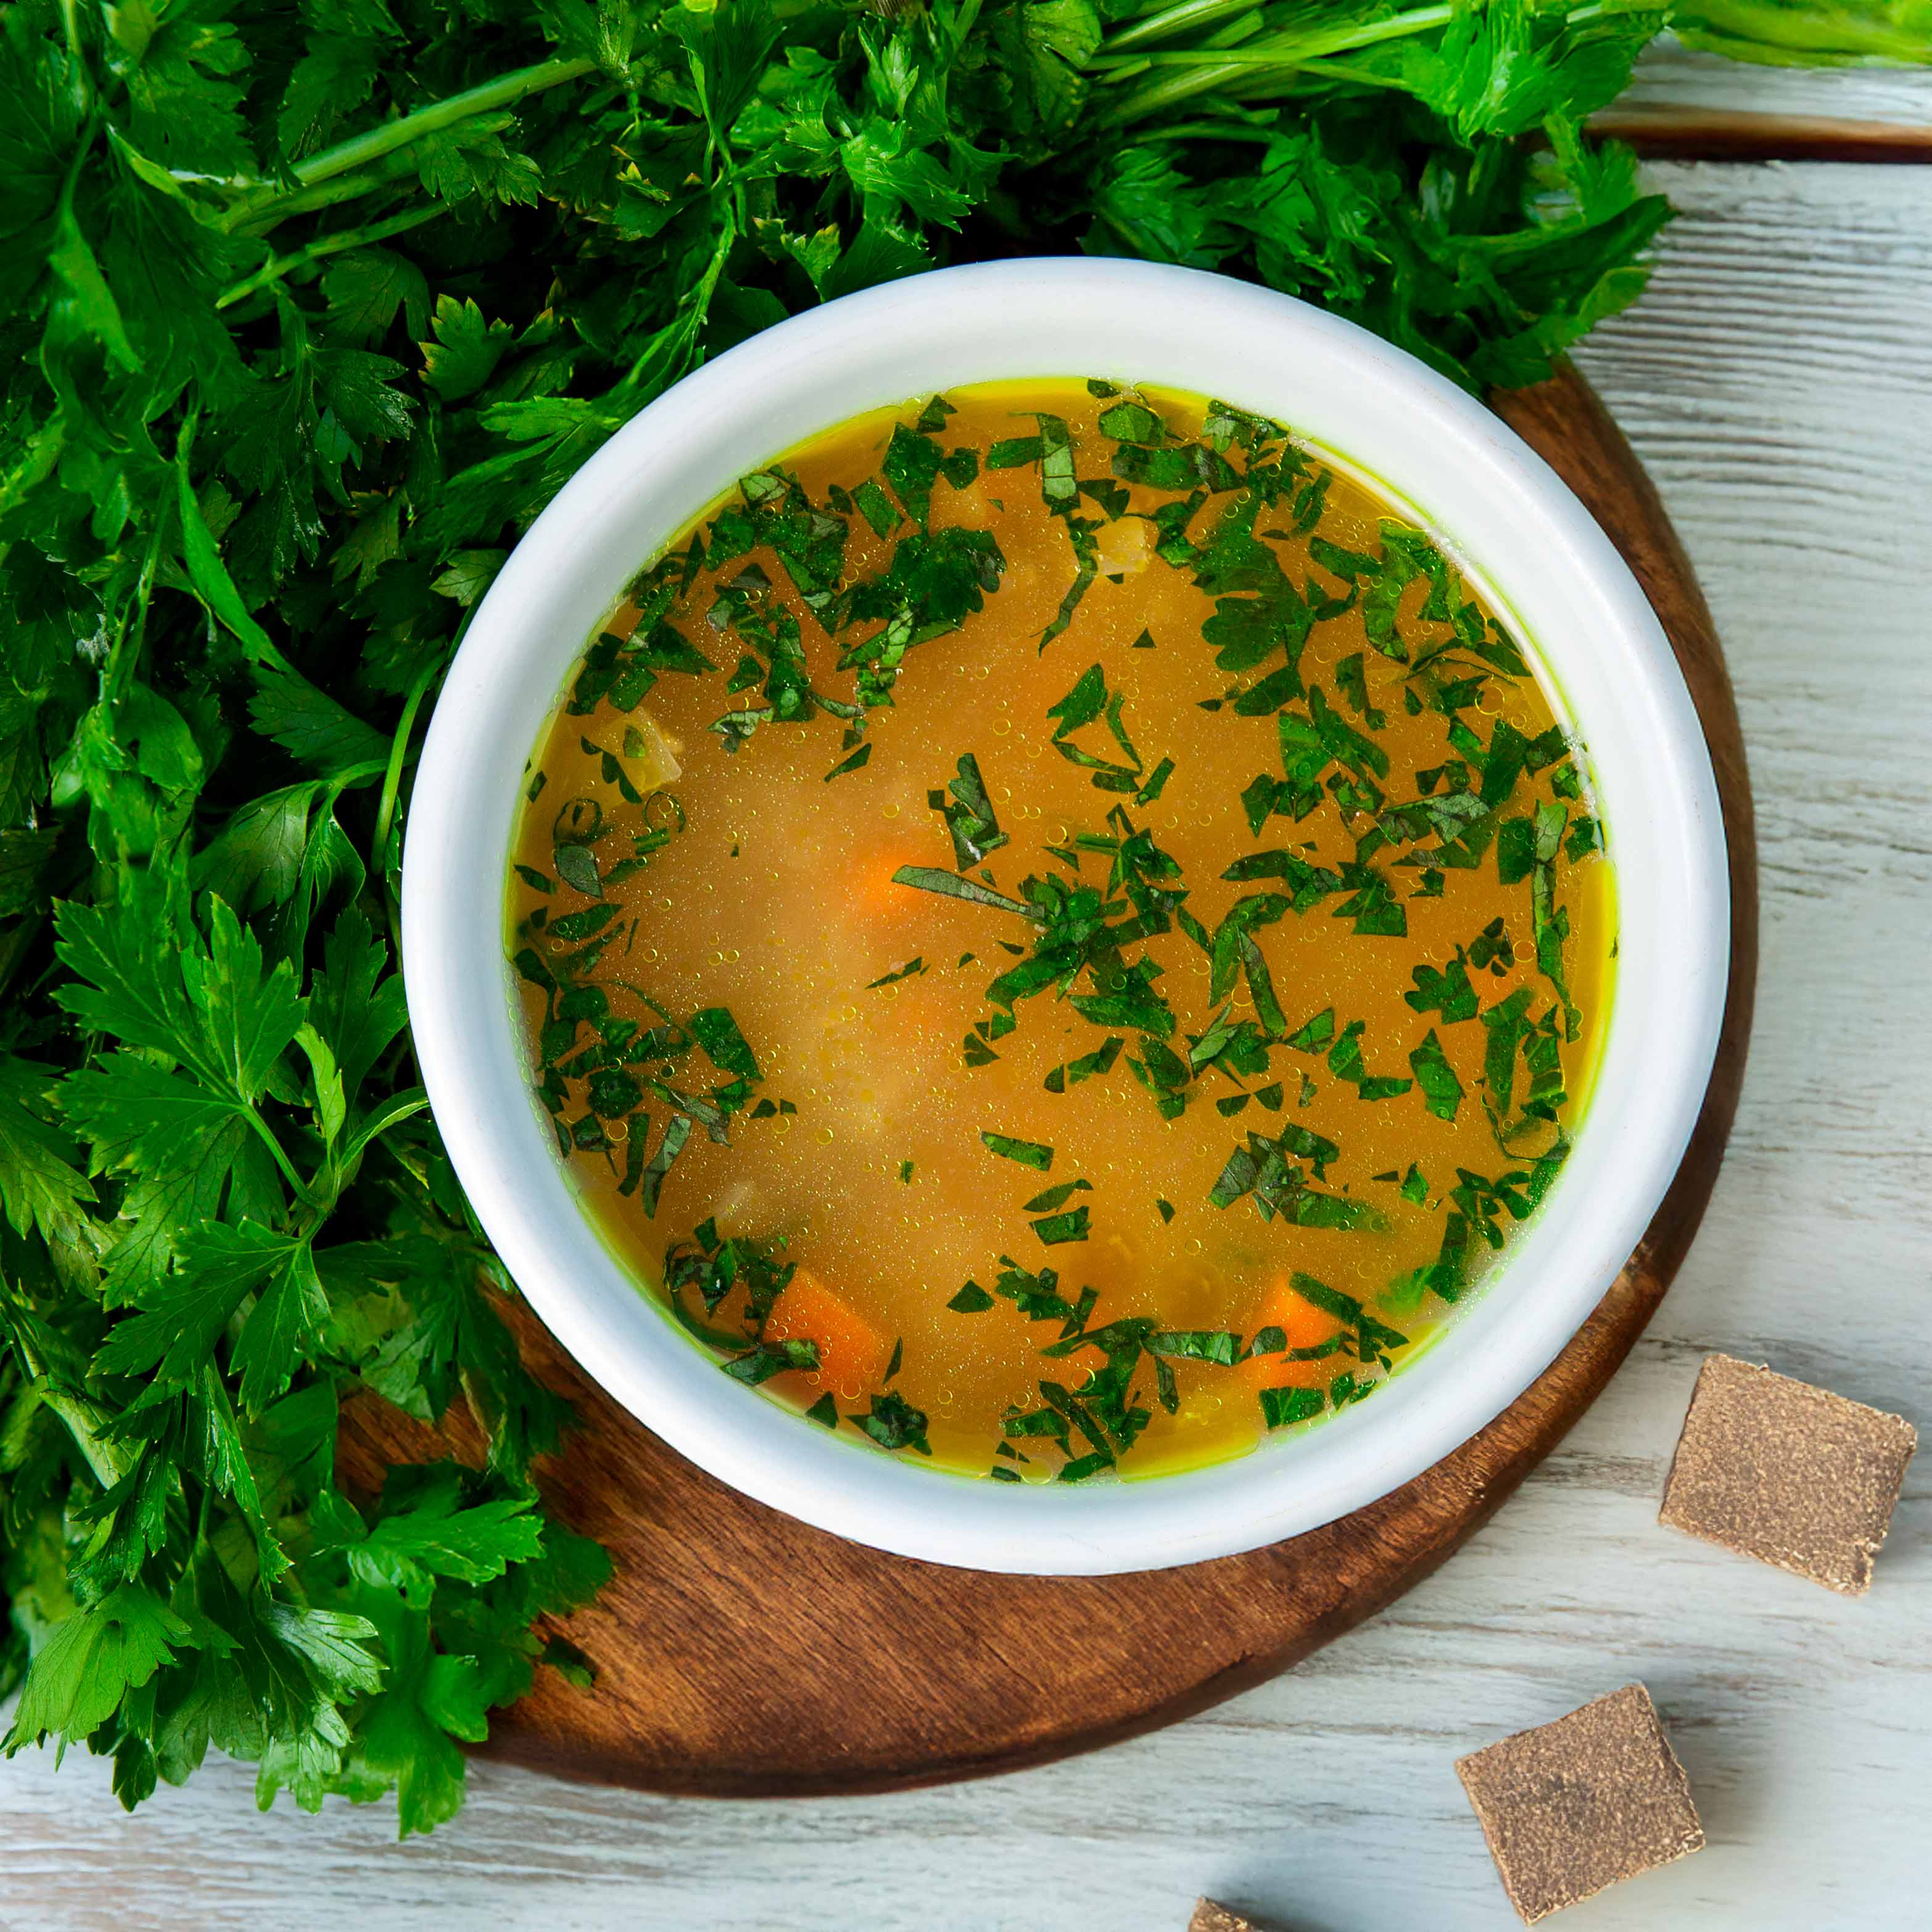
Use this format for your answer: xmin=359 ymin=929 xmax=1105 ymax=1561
xmin=8 ymin=70 xmax=1931 ymax=1932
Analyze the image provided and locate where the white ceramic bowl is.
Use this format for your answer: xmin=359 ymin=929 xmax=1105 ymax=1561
xmin=403 ymin=260 xmax=1727 ymax=1576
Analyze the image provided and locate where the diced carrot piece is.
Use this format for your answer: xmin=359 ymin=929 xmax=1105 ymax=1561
xmin=764 ymin=1269 xmax=889 ymax=1400
xmin=1237 ymin=1275 xmax=1344 ymax=1392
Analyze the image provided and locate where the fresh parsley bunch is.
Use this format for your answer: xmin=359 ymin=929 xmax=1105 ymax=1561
xmin=0 ymin=0 xmax=1922 ymax=1838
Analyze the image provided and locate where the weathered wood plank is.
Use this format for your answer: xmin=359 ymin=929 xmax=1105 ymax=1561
xmin=1598 ymin=40 xmax=1932 ymax=158
xmin=6 ymin=157 xmax=1930 ymax=1931
xmin=1617 ymin=35 xmax=1932 ymax=127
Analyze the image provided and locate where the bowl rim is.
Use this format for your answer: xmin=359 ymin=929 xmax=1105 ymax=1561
xmin=402 ymin=258 xmax=1729 ymax=1577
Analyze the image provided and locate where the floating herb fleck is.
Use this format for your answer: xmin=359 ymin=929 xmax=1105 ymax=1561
xmin=982 ymin=1131 xmax=1054 ymax=1171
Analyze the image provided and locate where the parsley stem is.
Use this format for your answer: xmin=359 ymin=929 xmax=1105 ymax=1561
xmin=614 ymin=218 xmax=737 ymax=402
xmin=216 ymin=204 xmax=447 ymax=310
xmin=102 ymin=513 xmax=168 ymax=706
xmin=247 ymin=1105 xmax=315 ymax=1205
xmin=223 ymin=149 xmax=424 ymax=235
xmin=373 ymin=647 xmax=444 ymax=877
xmin=1096 ymin=1 xmax=1454 ymax=119
xmin=297 ymin=56 xmax=596 ymax=182
xmin=56 ymin=0 xmax=91 ymax=114
xmin=1097 ymin=0 xmax=1673 ymax=120
xmin=220 ymin=54 xmax=597 ymax=229
xmin=340 ymin=1088 xmax=431 ymax=1171
xmin=1278 ymin=54 xmax=1413 ymax=91
xmin=1098 ymin=33 xmax=1450 ymax=66
xmin=0 ymin=1304 xmax=131 ymax=1488
xmin=1131 ymin=120 xmax=1279 ymax=143
xmin=1104 ymin=0 xmax=1269 ymax=53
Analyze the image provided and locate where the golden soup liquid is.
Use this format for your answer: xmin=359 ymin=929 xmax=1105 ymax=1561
xmin=507 ymin=382 xmax=1613 ymax=1482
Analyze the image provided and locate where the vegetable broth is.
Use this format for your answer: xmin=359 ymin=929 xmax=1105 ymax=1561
xmin=508 ymin=381 xmax=1612 ymax=1481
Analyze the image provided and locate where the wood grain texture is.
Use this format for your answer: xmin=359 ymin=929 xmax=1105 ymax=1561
xmin=1598 ymin=37 xmax=1932 ymax=158
xmin=1617 ymin=35 xmax=1932 ymax=126
xmin=318 ymin=381 xmax=1757 ymax=1801
xmin=5 ymin=159 xmax=1930 ymax=1932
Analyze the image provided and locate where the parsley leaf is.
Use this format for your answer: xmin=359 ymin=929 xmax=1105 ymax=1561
xmin=981 ymin=1131 xmax=1054 ymax=1171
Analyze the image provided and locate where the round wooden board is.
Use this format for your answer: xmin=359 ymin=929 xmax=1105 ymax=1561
xmin=340 ymin=364 xmax=1757 ymax=1799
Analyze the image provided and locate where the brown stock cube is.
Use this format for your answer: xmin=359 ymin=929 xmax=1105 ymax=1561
xmin=1660 ymin=1355 xmax=1917 ymax=1596
xmin=1455 ymin=1684 xmax=1703 ymax=1924
xmin=1187 ymin=1905 xmax=1258 ymax=1932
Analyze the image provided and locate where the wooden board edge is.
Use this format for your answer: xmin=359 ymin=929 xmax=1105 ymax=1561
xmin=1590 ymin=107 xmax=1932 ymax=162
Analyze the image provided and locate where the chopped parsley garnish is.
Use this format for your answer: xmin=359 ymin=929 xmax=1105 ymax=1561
xmin=854 ymin=1391 xmax=931 ymax=1456
xmin=1406 ymin=949 xmax=1479 ymax=1023
xmin=930 ymin=752 xmax=1009 ymax=869
xmin=1023 ymin=1179 xmax=1092 ymax=1213
xmin=1327 ymin=1020 xmax=1414 ymax=1102
xmin=1409 ymin=1032 xmax=1465 ymax=1122
xmin=1046 ymin=663 xmax=1165 ymax=796
xmin=1031 ymin=1205 xmax=1091 ymax=1246
xmin=1260 ymin=1386 xmax=1326 ymax=1430
xmin=981 ymin=1131 xmax=1053 ymax=1171
xmin=516 ymin=376 xmax=1602 ymax=1508
xmin=893 ymin=867 xmax=1036 ymax=919
xmin=1044 ymin=1036 xmax=1123 ymax=1092
xmin=722 ymin=1339 xmax=820 ymax=1385
xmin=824 ymin=742 xmax=873 ymax=781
